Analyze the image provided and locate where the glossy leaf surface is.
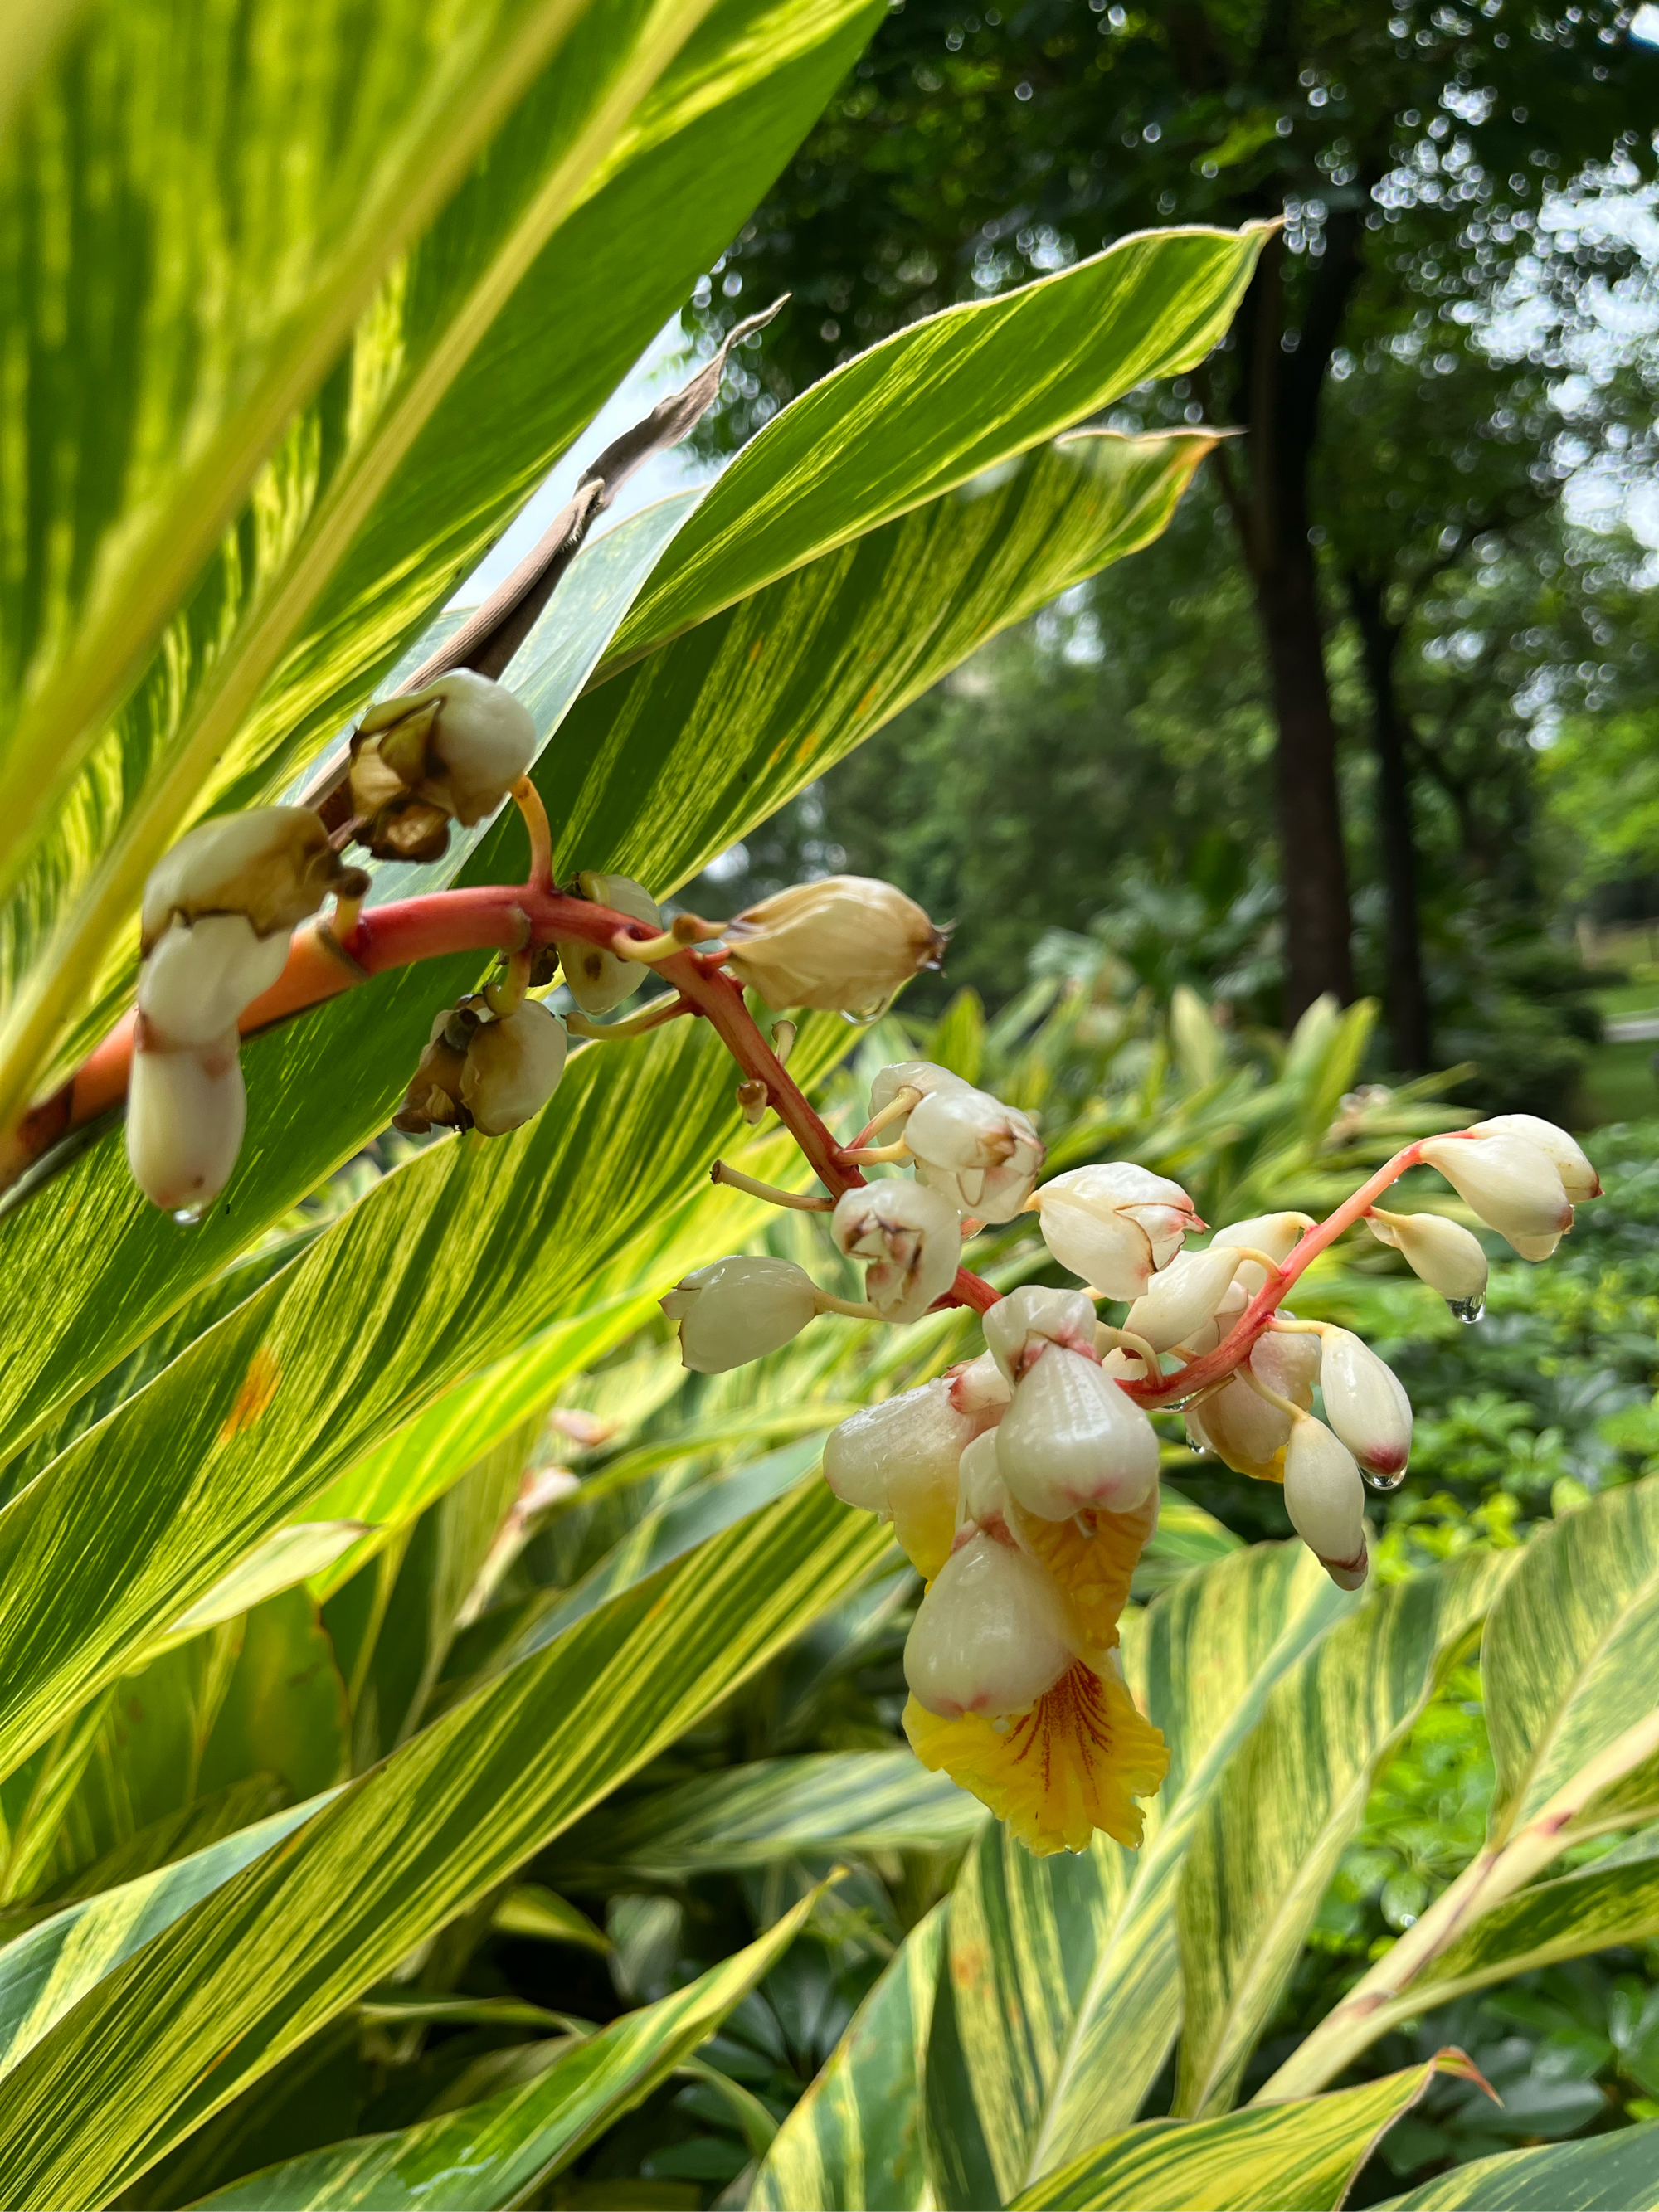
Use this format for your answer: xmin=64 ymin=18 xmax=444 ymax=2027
xmin=751 ymin=1903 xmax=946 ymax=2212
xmin=1175 ymin=1549 xmax=1513 ymax=2118
xmin=188 ymin=1889 xmax=825 ymax=2210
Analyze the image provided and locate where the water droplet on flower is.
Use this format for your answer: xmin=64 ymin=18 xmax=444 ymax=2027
xmin=990 ymin=1714 xmax=1010 ymax=1734
xmin=1447 ymin=1293 xmax=1485 ymax=1324
xmin=1362 ymin=1465 xmax=1408 ymax=1493
xmin=172 ymin=1203 xmax=207 ymax=1226
xmin=1187 ymin=1439 xmax=1209 ymax=1456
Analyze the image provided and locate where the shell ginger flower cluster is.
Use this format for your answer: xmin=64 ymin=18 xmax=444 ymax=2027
xmin=664 ymin=1067 xmax=1603 ymax=1859
xmin=90 ymin=782 xmax=1605 ymax=1864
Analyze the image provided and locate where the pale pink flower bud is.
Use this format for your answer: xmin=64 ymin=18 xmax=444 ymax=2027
xmin=1318 ymin=1328 xmax=1412 ymax=1479
xmin=725 ymin=876 xmax=948 ymax=1014
xmin=1471 ymin=1114 xmax=1599 ymax=1203
xmin=995 ymin=1347 xmax=1160 ymax=1518
xmin=946 ymin=1349 xmax=1014 ymax=1421
xmin=138 ymin=914 xmax=291 ymax=1048
xmin=661 ymin=1256 xmax=819 ymax=1373
xmin=831 ymin=1179 xmax=960 ymax=1322
xmin=1365 ymin=1208 xmax=1489 ymax=1310
xmin=907 ymin=1086 xmax=1044 ymax=1222
xmin=1419 ymin=1132 xmax=1573 ymax=1255
xmin=1126 ymin=1246 xmax=1244 ymax=1353
xmin=1283 ymin=1417 xmax=1368 ymax=1587
xmin=142 ymin=806 xmax=362 ymax=950
xmin=555 ymin=871 xmax=662 ymax=1015
xmin=903 ymin=1530 xmax=1077 ymax=1719
xmin=822 ymin=1378 xmax=973 ymax=1514
xmin=868 ymin=1060 xmax=971 ymax=1133
xmin=126 ymin=1030 xmax=246 ymax=1222
xmin=1034 ymin=1162 xmax=1200 ymax=1300
xmin=460 ymin=1000 xmax=568 ymax=1135
xmin=1209 ymin=1211 xmax=1315 ymax=1297
xmin=982 ymin=1284 xmax=1098 ymax=1381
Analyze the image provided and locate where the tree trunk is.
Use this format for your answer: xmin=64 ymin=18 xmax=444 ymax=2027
xmin=1226 ymin=227 xmax=1359 ymax=1021
xmin=1348 ymin=572 xmax=1431 ymax=1072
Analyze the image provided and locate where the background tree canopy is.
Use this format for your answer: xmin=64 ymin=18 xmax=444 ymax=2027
xmin=685 ymin=0 xmax=1659 ymax=1106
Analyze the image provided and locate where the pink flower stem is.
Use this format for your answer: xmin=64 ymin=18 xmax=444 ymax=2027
xmin=1122 ymin=1141 xmax=1432 ymax=1408
xmin=0 ymin=873 xmax=997 ymax=1311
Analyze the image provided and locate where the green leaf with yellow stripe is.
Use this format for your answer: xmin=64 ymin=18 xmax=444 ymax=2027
xmin=185 ymin=1886 xmax=827 ymax=2210
xmin=1372 ymin=2122 xmax=1659 ymax=2211
xmin=0 ymin=1016 xmax=827 ymax=1782
xmin=751 ymin=1901 xmax=946 ymax=2212
xmin=1005 ymin=2058 xmax=1486 ymax=2212
xmin=1175 ymin=1547 xmax=1514 ymax=2120
xmin=920 ymin=1542 xmax=1351 ymax=2210
xmin=0 ymin=1478 xmax=888 ymax=2206
xmin=550 ymin=1753 xmax=984 ymax=1889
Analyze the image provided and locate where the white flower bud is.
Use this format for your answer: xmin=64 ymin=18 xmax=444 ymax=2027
xmin=903 ymin=1531 xmax=1077 ymax=1719
xmin=1419 ymin=1131 xmax=1573 ymax=1253
xmin=422 ymin=670 xmax=538 ymax=823
xmin=995 ymin=1347 xmax=1160 ymax=1518
xmin=1318 ymin=1328 xmax=1412 ymax=1479
xmin=1126 ymin=1246 xmax=1244 ymax=1354
xmin=955 ymin=1427 xmax=1012 ymax=1536
xmin=1365 ymin=1208 xmax=1489 ymax=1308
xmin=906 ymin=1086 xmax=1044 ymax=1222
xmin=1471 ymin=1114 xmax=1600 ymax=1203
xmin=831 ymin=1179 xmax=960 ymax=1322
xmin=1185 ymin=1324 xmax=1320 ymax=1473
xmin=555 ymin=872 xmax=662 ymax=1016
xmin=1186 ymin=1374 xmax=1290 ymax=1475
xmin=1253 ymin=1325 xmax=1321 ymax=1407
xmin=1175 ymin=1276 xmax=1248 ymax=1358
xmin=1209 ymin=1211 xmax=1315 ymax=1297
xmin=725 ymin=875 xmax=948 ymax=1014
xmin=351 ymin=671 xmax=536 ymax=858
xmin=1034 ymin=1162 xmax=1200 ymax=1300
xmin=868 ymin=1060 xmax=971 ymax=1134
xmin=946 ymin=1349 xmax=1014 ymax=1420
xmin=138 ymin=915 xmax=291 ymax=1048
xmin=982 ymin=1284 xmax=1098 ymax=1382
xmin=1282 ymin=1417 xmax=1368 ymax=1587
xmin=823 ymin=1378 xmax=973 ymax=1514
xmin=660 ymin=1255 xmax=820 ymax=1373
xmin=142 ymin=806 xmax=360 ymax=950
xmin=126 ymin=1032 xmax=246 ymax=1221
xmin=460 ymin=1000 xmax=568 ymax=1135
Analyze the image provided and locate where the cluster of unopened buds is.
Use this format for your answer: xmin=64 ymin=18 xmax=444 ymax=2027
xmin=663 ymin=1085 xmax=1601 ymax=1857
xmin=54 ymin=654 xmax=1601 ymax=1864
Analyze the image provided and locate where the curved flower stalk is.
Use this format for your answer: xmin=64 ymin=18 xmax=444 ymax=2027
xmin=7 ymin=723 xmax=1609 ymax=1860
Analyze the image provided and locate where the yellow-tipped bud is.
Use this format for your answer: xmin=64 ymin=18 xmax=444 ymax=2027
xmin=903 ymin=1532 xmax=1078 ymax=1719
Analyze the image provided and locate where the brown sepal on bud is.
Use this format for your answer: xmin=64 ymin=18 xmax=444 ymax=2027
xmin=395 ymin=1000 xmax=484 ymax=1133
xmin=348 ymin=672 xmax=535 ymax=863
xmin=737 ymin=1079 xmax=770 ymax=1125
